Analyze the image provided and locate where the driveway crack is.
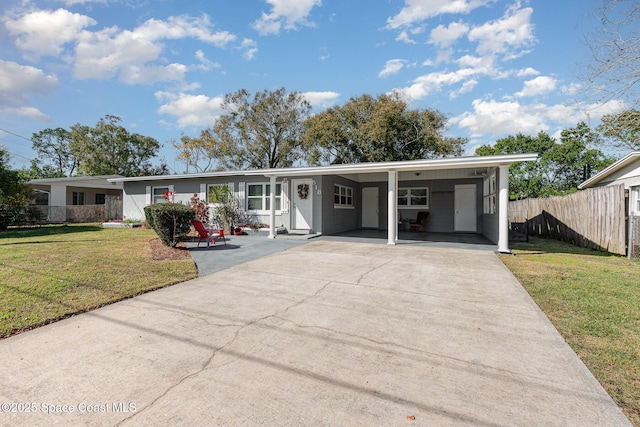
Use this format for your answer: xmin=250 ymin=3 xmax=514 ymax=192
xmin=116 ymin=279 xmax=332 ymax=425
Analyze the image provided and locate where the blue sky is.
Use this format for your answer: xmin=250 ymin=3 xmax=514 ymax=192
xmin=0 ymin=0 xmax=627 ymax=173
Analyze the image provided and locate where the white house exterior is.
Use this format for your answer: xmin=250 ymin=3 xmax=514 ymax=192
xmin=28 ymin=175 xmax=123 ymax=222
xmin=579 ymin=151 xmax=640 ymax=216
xmin=110 ymin=154 xmax=537 ymax=252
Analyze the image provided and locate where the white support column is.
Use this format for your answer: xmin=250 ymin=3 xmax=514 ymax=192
xmin=498 ymin=164 xmax=510 ymax=253
xmin=268 ymin=175 xmax=277 ymax=239
xmin=50 ymin=184 xmax=67 ymax=222
xmin=387 ymin=170 xmax=398 ymax=245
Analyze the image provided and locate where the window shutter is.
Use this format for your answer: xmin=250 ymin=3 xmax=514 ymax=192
xmin=238 ymin=182 xmax=245 ymax=210
xmin=145 ymin=186 xmax=151 ymax=205
xmin=281 ymin=181 xmax=289 ymax=213
xmin=200 ymin=183 xmax=206 ymax=203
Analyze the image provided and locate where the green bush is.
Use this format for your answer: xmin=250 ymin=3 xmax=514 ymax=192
xmin=144 ymin=203 xmax=194 ymax=247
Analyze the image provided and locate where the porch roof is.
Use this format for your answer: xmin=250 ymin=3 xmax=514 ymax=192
xmin=108 ymin=153 xmax=538 ymax=183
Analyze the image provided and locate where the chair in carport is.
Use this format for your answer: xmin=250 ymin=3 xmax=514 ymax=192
xmin=409 ymin=211 xmax=429 ymax=232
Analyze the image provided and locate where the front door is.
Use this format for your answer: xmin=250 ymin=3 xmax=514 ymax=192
xmin=292 ymin=179 xmax=313 ymax=230
xmin=361 ymin=187 xmax=379 ymax=228
xmin=454 ymin=184 xmax=477 ymax=232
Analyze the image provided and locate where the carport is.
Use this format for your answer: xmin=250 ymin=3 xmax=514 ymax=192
xmin=259 ymin=153 xmax=538 ymax=252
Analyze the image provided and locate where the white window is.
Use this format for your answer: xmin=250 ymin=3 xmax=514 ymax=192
xmin=334 ymin=184 xmax=353 ymax=207
xmin=635 ymin=188 xmax=640 ymax=213
xmin=72 ymin=191 xmax=85 ymax=206
xmin=483 ymin=171 xmax=497 ymax=214
xmin=247 ymin=183 xmax=282 ymax=212
xmin=397 ymin=187 xmax=428 ymax=208
xmin=152 ymin=186 xmax=170 ymax=204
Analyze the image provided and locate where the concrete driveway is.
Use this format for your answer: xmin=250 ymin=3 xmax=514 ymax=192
xmin=0 ymin=241 xmax=631 ymax=426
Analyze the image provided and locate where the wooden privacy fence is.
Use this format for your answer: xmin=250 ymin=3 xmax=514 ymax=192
xmin=509 ymin=184 xmax=627 ymax=255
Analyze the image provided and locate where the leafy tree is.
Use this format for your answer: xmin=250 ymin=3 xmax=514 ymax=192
xmin=597 ymin=109 xmax=640 ymax=151
xmin=476 ymin=132 xmax=556 ymax=200
xmin=70 ymin=115 xmax=164 ymax=177
xmin=29 ymin=127 xmax=79 ymax=178
xmin=302 ymin=93 xmax=465 ymax=164
xmin=174 ymin=88 xmax=312 ymax=171
xmin=583 ymin=0 xmax=640 ymax=106
xmin=0 ymin=148 xmax=34 ymax=230
xmin=476 ymin=123 xmax=614 ymax=199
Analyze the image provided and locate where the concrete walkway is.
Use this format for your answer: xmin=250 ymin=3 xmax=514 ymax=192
xmin=0 ymin=241 xmax=631 ymax=426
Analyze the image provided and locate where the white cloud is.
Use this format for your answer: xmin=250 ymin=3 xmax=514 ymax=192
xmin=561 ymin=82 xmax=582 ymax=96
xmin=379 ymin=59 xmax=406 ymax=78
xmin=119 ymin=63 xmax=188 ymax=85
xmin=239 ymin=38 xmax=259 ymax=60
xmin=4 ymin=8 xmax=96 ymax=57
xmin=449 ymin=79 xmax=478 ymax=99
xmin=0 ymin=60 xmax=58 ymax=121
xmin=453 ymin=98 xmax=552 ymax=136
xmin=134 ymin=15 xmax=235 ymax=47
xmin=429 ymin=21 xmax=469 ymax=48
xmin=0 ymin=60 xmax=58 ymax=97
xmin=1 ymin=106 xmax=50 ymax=121
xmin=468 ymin=5 xmax=535 ymax=59
xmin=452 ymin=98 xmax=627 ymax=139
xmin=387 ymin=0 xmax=493 ymax=29
xmin=253 ymin=0 xmax=322 ymax=35
xmin=155 ymin=91 xmax=225 ymax=127
xmin=194 ymin=50 xmax=221 ymax=71
xmin=302 ymin=91 xmax=340 ymax=108
xmin=73 ymin=14 xmax=235 ymax=84
xmin=516 ymin=67 xmax=539 ymax=77
xmin=392 ymin=68 xmax=478 ymax=100
xmin=514 ymin=76 xmax=557 ymax=98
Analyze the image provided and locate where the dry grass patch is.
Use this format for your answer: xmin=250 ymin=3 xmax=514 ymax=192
xmin=501 ymin=238 xmax=640 ymax=425
xmin=0 ymin=224 xmax=197 ymax=338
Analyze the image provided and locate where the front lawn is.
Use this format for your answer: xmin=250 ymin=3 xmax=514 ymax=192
xmin=501 ymin=238 xmax=640 ymax=426
xmin=0 ymin=224 xmax=198 ymax=338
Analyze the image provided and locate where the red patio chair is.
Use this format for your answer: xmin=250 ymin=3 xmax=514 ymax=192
xmin=192 ymin=219 xmax=226 ymax=248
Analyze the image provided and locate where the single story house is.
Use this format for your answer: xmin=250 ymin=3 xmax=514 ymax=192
xmin=579 ymin=151 xmax=640 ymax=257
xmin=109 ymin=153 xmax=537 ymax=252
xmin=579 ymin=151 xmax=640 ymax=215
xmin=28 ymin=175 xmax=123 ymax=222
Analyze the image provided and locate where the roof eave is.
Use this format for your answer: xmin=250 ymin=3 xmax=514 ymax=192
xmin=578 ymin=151 xmax=640 ymax=189
xmin=108 ymin=153 xmax=538 ymax=183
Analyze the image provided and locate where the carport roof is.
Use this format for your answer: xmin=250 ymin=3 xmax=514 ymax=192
xmin=108 ymin=153 xmax=538 ymax=183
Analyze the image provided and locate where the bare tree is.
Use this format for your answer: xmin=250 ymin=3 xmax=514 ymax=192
xmin=583 ymin=0 xmax=640 ymax=106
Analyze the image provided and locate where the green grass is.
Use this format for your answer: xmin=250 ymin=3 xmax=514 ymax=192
xmin=501 ymin=238 xmax=640 ymax=426
xmin=0 ymin=224 xmax=197 ymax=338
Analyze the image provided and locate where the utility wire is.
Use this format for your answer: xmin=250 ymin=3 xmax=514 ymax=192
xmin=0 ymin=127 xmax=35 ymax=163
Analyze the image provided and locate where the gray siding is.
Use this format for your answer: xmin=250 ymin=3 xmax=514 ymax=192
xmin=398 ymin=178 xmax=483 ymax=233
xmin=321 ymin=176 xmax=359 ymax=234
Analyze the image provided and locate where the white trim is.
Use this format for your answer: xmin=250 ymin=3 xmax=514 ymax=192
xmin=246 ymin=182 xmax=283 ymax=214
xmin=579 ymin=151 xmax=640 ymax=189
xmin=108 ymin=153 xmax=539 ymax=182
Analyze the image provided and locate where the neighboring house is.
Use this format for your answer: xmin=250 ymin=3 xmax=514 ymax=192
xmin=109 ymin=153 xmax=537 ymax=252
xmin=28 ymin=175 xmax=124 ymax=223
xmin=579 ymin=151 xmax=640 ymax=257
xmin=579 ymin=151 xmax=640 ymax=216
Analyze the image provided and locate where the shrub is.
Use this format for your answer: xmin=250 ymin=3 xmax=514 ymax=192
xmin=144 ymin=203 xmax=194 ymax=247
